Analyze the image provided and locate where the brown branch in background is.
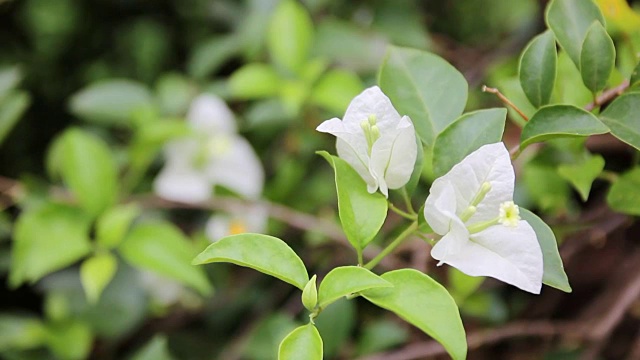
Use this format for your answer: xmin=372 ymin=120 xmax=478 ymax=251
xmin=482 ymin=85 xmax=529 ymax=121
xmin=358 ymin=320 xmax=584 ymax=360
xmin=585 ymin=80 xmax=630 ymax=111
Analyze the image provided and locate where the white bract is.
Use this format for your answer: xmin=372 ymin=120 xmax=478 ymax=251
xmin=154 ymin=94 xmax=264 ymax=203
xmin=423 ymin=143 xmax=543 ymax=294
xmin=316 ymin=86 xmax=417 ymax=197
xmin=205 ymin=203 xmax=268 ymax=242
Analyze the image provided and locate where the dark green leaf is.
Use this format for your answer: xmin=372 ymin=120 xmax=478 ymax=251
xmin=545 ymin=0 xmax=605 ymax=67
xmin=362 ymin=269 xmax=466 ymax=360
xmin=607 ymin=167 xmax=640 ymax=215
xmin=95 ymin=204 xmax=140 ymax=249
xmin=314 ymin=299 xmax=355 ymax=358
xmin=130 ymin=335 xmax=175 ymax=360
xmin=193 ymin=233 xmax=308 ymax=290
xmin=379 ymin=46 xmax=468 ymax=147
xmin=519 ymin=31 xmax=557 ymax=107
xmin=580 ymin=22 xmax=615 ymax=93
xmin=10 ymin=203 xmax=92 ymax=287
xmin=520 ymin=105 xmax=609 ymax=149
xmin=520 ymin=208 xmax=571 ymax=292
xmin=599 ymin=92 xmax=640 ymax=151
xmin=317 ymin=152 xmax=387 ymax=255
xmin=187 ymin=36 xmax=240 ymax=79
xmin=317 ymin=266 xmax=391 ymax=308
xmin=44 ymin=321 xmax=93 ymax=360
xmin=433 ymin=108 xmax=506 ymax=178
xmin=120 ymin=222 xmax=212 ymax=295
xmin=278 ymin=324 xmax=323 ymax=360
xmin=0 ymin=91 xmax=30 ymax=145
xmin=0 ymin=314 xmax=46 ymax=351
xmin=0 ymin=66 xmax=22 ymax=100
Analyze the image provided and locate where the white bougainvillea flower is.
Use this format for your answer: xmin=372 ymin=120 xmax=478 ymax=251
xmin=205 ymin=203 xmax=268 ymax=242
xmin=154 ymin=94 xmax=264 ymax=203
xmin=316 ymin=86 xmax=417 ymax=197
xmin=423 ymin=143 xmax=543 ymax=294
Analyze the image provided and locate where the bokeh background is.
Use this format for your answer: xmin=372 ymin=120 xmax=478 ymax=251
xmin=2 ymin=0 xmax=640 ymax=359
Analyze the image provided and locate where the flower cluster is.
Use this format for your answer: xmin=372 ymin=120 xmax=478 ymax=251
xmin=154 ymin=94 xmax=264 ymax=204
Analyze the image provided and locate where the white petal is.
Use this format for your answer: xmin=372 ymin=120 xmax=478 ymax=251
xmin=343 ymin=86 xmax=402 ymax=132
xmin=205 ymin=136 xmax=264 ymax=199
xmin=424 ymin=182 xmax=458 ymax=235
xmin=163 ymin=139 xmax=198 ymax=163
xmin=318 ymin=118 xmax=371 ymax=174
xmin=187 ymin=94 xmax=236 ymax=134
xmin=153 ymin=162 xmax=211 ymax=203
xmin=431 ymin=142 xmax=514 ymax=223
xmin=430 ymin=216 xmax=469 ymax=265
xmin=205 ymin=214 xmax=230 ymax=242
xmin=336 ymin=138 xmax=378 ymax=193
xmin=370 ymin=116 xmax=417 ymax=192
xmin=435 ymin=220 xmax=543 ymax=294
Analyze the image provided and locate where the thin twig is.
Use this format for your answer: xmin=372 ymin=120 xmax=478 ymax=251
xmin=358 ymin=320 xmax=583 ymax=360
xmin=585 ymin=80 xmax=630 ymax=111
xmin=482 ymin=85 xmax=529 ymax=122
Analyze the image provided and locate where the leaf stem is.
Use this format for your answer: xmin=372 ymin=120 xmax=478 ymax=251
xmin=388 ymin=201 xmax=417 ymax=221
xmin=482 ymin=85 xmax=529 ymax=122
xmin=364 ymin=221 xmax=418 ymax=270
xmin=401 ymin=187 xmax=416 ymax=215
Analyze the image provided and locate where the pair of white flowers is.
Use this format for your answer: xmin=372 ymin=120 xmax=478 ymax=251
xmin=154 ymin=94 xmax=266 ymax=241
xmin=318 ymin=86 xmax=543 ymax=294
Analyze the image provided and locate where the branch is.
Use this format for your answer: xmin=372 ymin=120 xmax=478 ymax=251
xmin=585 ymin=80 xmax=630 ymax=111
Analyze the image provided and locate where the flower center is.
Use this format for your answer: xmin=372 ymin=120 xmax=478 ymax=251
xmin=360 ymin=114 xmax=381 ymax=155
xmin=498 ymin=201 xmax=520 ymax=227
xmin=193 ymin=134 xmax=233 ymax=168
xmin=228 ymin=219 xmax=247 ymax=235
xmin=466 ymin=201 xmax=521 ymax=234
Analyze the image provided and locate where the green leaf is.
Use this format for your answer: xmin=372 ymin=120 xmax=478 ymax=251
xmin=95 ymin=204 xmax=140 ymax=249
xmin=120 ymin=222 xmax=212 ymax=295
xmin=10 ymin=203 xmax=92 ymax=287
xmin=187 ymin=35 xmax=240 ymax=79
xmin=309 ymin=69 xmax=363 ymax=114
xmin=44 ymin=321 xmax=93 ymax=360
xmin=229 ymin=63 xmax=281 ymax=99
xmin=545 ymin=0 xmax=605 ymax=67
xmin=379 ymin=46 xmax=468 ymax=147
xmin=520 ymin=208 xmax=572 ymax=292
xmin=362 ymin=269 xmax=466 ymax=360
xmin=631 ymin=61 xmax=640 ymax=87
xmin=557 ymin=154 xmax=605 ymax=201
xmin=154 ymin=73 xmax=195 ymax=117
xmin=302 ymin=275 xmax=318 ymax=311
xmin=356 ymin=319 xmax=408 ymax=356
xmin=0 ymin=66 xmax=22 ymax=100
xmin=317 ymin=152 xmax=387 ymax=254
xmin=599 ymin=92 xmax=640 ymax=151
xmin=580 ymin=22 xmax=615 ymax=93
xmin=519 ymin=30 xmax=557 ymax=107
xmin=278 ymin=324 xmax=323 ymax=360
xmin=80 ymin=253 xmax=118 ymax=304
xmin=267 ymin=0 xmax=314 ymax=75
xmin=193 ymin=233 xmax=309 ymax=290
xmin=0 ymin=314 xmax=46 ymax=351
xmin=448 ymin=268 xmax=484 ymax=305
xmin=69 ymin=79 xmax=153 ymax=126
xmin=59 ymin=128 xmax=119 ymax=217
xmin=520 ymin=105 xmax=609 ymax=149
xmin=242 ymin=313 xmax=299 ymax=360
xmin=607 ymin=167 xmax=640 ymax=215
xmin=0 ymin=90 xmax=30 ymax=146
xmin=317 ymin=266 xmax=392 ymax=308
xmin=432 ymin=108 xmax=506 ymax=178
xmin=130 ymin=335 xmax=175 ymax=360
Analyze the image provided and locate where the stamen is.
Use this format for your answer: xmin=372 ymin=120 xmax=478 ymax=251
xmin=469 ymin=182 xmax=492 ymax=208
xmin=467 ymin=218 xmax=499 ymax=234
xmin=360 ymin=114 xmax=381 ymax=154
xmin=459 ymin=205 xmax=476 ymax=222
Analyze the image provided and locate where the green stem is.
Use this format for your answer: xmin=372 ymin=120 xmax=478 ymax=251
xmin=401 ymin=187 xmax=416 ymax=215
xmin=388 ymin=201 xmax=417 ymax=221
xmin=364 ymin=221 xmax=418 ymax=270
xmin=357 ymin=249 xmax=364 ymax=267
